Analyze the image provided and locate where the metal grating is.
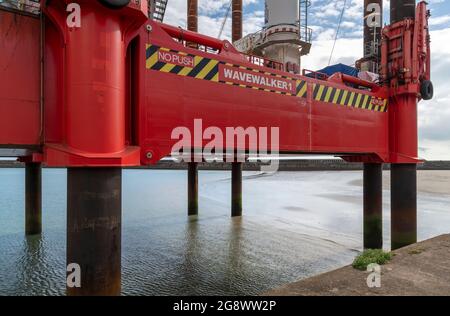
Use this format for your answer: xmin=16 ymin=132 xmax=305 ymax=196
xmin=0 ymin=0 xmax=40 ymax=15
xmin=150 ymin=0 xmax=169 ymax=23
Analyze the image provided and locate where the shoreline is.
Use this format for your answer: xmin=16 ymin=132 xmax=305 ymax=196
xmin=265 ymin=235 xmax=450 ymax=296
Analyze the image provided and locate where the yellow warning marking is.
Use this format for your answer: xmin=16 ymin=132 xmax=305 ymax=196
xmin=332 ymin=89 xmax=341 ymax=104
xmin=298 ymin=83 xmax=307 ymax=97
xmin=348 ymin=93 xmax=355 ymax=107
xmin=211 ymin=72 xmax=219 ymax=82
xmin=355 ymin=94 xmax=362 ymax=108
xmin=145 ymin=44 xmax=388 ymax=113
xmin=324 ymin=87 xmax=333 ymax=103
xmin=362 ymin=95 xmax=370 ymax=109
xmin=316 ymin=85 xmax=325 ymax=101
xmin=196 ymin=60 xmax=218 ymax=79
xmin=160 ymin=63 xmax=177 ymax=73
xmin=339 ymin=90 xmax=348 ymax=106
xmin=146 ymin=51 xmax=158 ymax=69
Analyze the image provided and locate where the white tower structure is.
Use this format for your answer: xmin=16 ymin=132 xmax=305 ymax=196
xmin=234 ymin=0 xmax=312 ymax=74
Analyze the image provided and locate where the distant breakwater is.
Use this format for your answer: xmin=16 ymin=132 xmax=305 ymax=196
xmin=2 ymin=160 xmax=450 ymax=171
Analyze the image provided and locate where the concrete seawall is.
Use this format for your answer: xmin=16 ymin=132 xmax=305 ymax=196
xmin=265 ymin=235 xmax=450 ymax=296
xmin=2 ymin=160 xmax=450 ymax=171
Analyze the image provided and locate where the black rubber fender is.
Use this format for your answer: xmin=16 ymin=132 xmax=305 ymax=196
xmin=420 ymin=80 xmax=434 ymax=100
xmin=97 ymin=0 xmax=131 ymax=9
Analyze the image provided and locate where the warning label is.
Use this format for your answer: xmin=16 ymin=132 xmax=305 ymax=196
xmin=219 ymin=64 xmax=296 ymax=94
xmin=158 ymin=50 xmax=195 ymax=68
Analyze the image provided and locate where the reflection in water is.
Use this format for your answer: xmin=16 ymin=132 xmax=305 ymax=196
xmin=2 ymin=234 xmax=65 ymax=296
xmin=1 ymin=169 xmax=450 ymax=296
xmin=181 ymin=217 xmax=200 ymax=293
xmin=16 ymin=236 xmax=46 ymax=291
xmin=224 ymin=218 xmax=244 ymax=293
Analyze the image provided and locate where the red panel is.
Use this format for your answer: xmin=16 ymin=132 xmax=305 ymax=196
xmin=137 ymin=22 xmax=390 ymax=164
xmin=0 ymin=10 xmax=40 ymax=146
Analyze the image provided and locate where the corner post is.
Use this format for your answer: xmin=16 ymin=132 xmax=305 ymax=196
xmin=363 ymin=163 xmax=383 ymax=249
xmin=231 ymin=162 xmax=243 ymax=217
xmin=188 ymin=162 xmax=199 ymax=216
xmin=67 ymin=168 xmax=122 ymax=296
xmin=391 ymin=164 xmax=417 ymax=250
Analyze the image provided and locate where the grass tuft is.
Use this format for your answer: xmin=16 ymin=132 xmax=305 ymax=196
xmin=352 ymin=249 xmax=392 ymax=271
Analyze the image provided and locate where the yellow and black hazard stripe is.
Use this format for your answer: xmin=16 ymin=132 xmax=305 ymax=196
xmin=146 ymin=44 xmax=220 ymax=81
xmin=146 ymin=44 xmax=388 ymax=113
xmin=312 ymin=84 xmax=387 ymax=113
xmin=296 ymin=80 xmax=307 ymax=98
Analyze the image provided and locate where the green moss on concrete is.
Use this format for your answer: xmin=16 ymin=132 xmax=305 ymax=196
xmin=352 ymin=249 xmax=392 ymax=271
xmin=408 ymin=247 xmax=425 ymax=255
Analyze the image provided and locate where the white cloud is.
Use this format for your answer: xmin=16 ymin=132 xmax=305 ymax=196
xmin=302 ymin=27 xmax=450 ymax=160
xmin=163 ymin=0 xmax=263 ymax=39
xmin=429 ymin=14 xmax=450 ymax=26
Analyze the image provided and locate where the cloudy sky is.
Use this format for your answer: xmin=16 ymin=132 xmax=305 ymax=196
xmin=163 ymin=0 xmax=450 ymax=160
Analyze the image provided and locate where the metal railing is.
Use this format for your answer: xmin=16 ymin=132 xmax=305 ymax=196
xmin=299 ymin=0 xmax=312 ymax=44
xmin=302 ymin=69 xmax=329 ymax=80
xmin=242 ymin=54 xmax=284 ymax=72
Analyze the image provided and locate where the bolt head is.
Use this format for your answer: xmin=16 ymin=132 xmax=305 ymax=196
xmin=146 ymin=25 xmax=152 ymax=32
xmin=146 ymin=152 xmax=153 ymax=159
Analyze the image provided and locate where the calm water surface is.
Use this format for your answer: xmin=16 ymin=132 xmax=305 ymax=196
xmin=1 ymin=168 xmax=449 ymax=296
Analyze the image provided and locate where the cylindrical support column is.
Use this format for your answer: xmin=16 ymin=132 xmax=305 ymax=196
xmin=231 ymin=162 xmax=242 ymax=217
xmin=391 ymin=0 xmax=416 ymax=24
xmin=67 ymin=168 xmax=122 ymax=296
xmin=25 ymin=163 xmax=42 ymax=235
xmin=363 ymin=163 xmax=383 ymax=249
xmin=188 ymin=162 xmax=198 ymax=216
xmin=232 ymin=0 xmax=243 ymax=43
xmin=388 ymin=0 xmax=418 ymax=251
xmin=64 ymin=4 xmax=126 ymax=155
xmin=391 ymin=164 xmax=417 ymax=250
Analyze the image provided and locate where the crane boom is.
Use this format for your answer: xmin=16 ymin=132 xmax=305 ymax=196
xmin=218 ymin=0 xmax=232 ymax=39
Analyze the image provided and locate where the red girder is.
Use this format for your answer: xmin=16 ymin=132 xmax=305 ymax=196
xmin=0 ymin=1 xmax=431 ymax=166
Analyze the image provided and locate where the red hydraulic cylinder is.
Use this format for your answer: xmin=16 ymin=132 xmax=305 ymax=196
xmin=159 ymin=23 xmax=226 ymax=51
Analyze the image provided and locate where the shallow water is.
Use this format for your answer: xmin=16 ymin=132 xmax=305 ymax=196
xmin=0 ymin=169 xmax=449 ymax=296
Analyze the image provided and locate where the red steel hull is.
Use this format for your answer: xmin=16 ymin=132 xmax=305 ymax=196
xmin=0 ymin=1 xmax=425 ymax=166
